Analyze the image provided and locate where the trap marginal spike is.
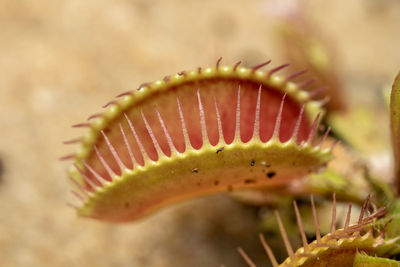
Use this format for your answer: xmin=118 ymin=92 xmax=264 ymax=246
xmin=67 ymin=202 xmax=80 ymax=210
xmin=59 ymin=154 xmax=75 ymax=161
xmin=308 ymin=86 xmax=328 ymax=98
xmin=74 ymin=163 xmax=98 ymax=191
xmin=318 ymin=126 xmax=331 ymax=148
xmin=306 ymin=113 xmax=321 ymax=146
xmin=310 ymin=195 xmax=321 ymax=244
xmin=297 ymin=77 xmax=317 ymax=89
xmin=285 ymin=69 xmax=308 ymax=82
xmin=69 ymin=175 xmax=89 ymax=196
xmin=103 ymin=100 xmax=118 ymax=109
xmin=115 ymin=90 xmax=133 ymax=98
xmin=330 ymin=192 xmax=337 ymax=234
xmin=233 ymin=61 xmax=242 ymax=71
xmin=317 ymin=96 xmax=331 ymax=108
xmin=293 ymin=200 xmax=308 ymax=251
xmin=63 ymin=138 xmax=82 ymax=145
xmin=237 ymin=247 xmax=257 ymax=267
xmin=259 ymin=234 xmax=279 ymax=267
xmin=345 ymin=203 xmax=352 ymax=230
xmin=87 ymin=113 xmax=103 ymax=121
xmin=71 ymin=190 xmax=86 ymax=203
xmin=268 ymin=63 xmax=290 ymax=77
xmin=251 ymin=60 xmax=271 ymax=73
xmin=359 ymin=194 xmax=371 ymax=224
xmin=216 ymin=57 xmax=223 ymax=70
xmin=65 ymin=62 xmax=333 ymax=222
xmin=72 ymin=123 xmax=91 ymax=128
xmin=274 ymin=210 xmax=294 ymax=260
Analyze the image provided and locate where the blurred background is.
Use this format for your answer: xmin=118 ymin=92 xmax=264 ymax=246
xmin=0 ymin=0 xmax=400 ymax=266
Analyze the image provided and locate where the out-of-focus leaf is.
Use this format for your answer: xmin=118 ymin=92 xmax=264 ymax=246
xmin=353 ymin=252 xmax=400 ymax=266
xmin=381 ymin=199 xmax=400 ymax=242
xmin=390 ymin=72 xmax=400 ymax=194
xmin=329 ymin=108 xmax=390 ymax=154
xmin=277 ymin=18 xmax=346 ymax=112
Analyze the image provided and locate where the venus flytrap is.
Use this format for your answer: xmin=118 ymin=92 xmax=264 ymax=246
xmin=63 ymin=59 xmax=332 ymax=222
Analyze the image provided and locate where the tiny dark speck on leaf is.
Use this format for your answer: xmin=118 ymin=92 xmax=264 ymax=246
xmin=244 ymin=179 xmax=256 ymax=184
xmin=227 ymin=185 xmax=233 ymax=192
xmin=214 ymin=180 xmax=220 ymax=186
xmin=216 ymin=147 xmax=224 ymax=154
xmin=124 ymin=202 xmax=130 ymax=208
xmin=266 ymin=171 xmax=276 ymax=178
xmin=191 ymin=168 xmax=199 ymax=173
xmin=250 ymin=159 xmax=255 ymax=166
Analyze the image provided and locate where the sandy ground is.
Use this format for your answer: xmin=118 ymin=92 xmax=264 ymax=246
xmin=0 ymin=0 xmax=400 ymax=266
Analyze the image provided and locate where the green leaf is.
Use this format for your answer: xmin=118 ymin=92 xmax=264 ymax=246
xmin=353 ymin=252 xmax=400 ymax=266
xmin=390 ymin=72 xmax=400 ymax=194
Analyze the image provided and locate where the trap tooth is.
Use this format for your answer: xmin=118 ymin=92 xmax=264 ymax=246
xmin=66 ymin=61 xmax=333 ymax=222
xmin=240 ymin=194 xmax=399 ymax=267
